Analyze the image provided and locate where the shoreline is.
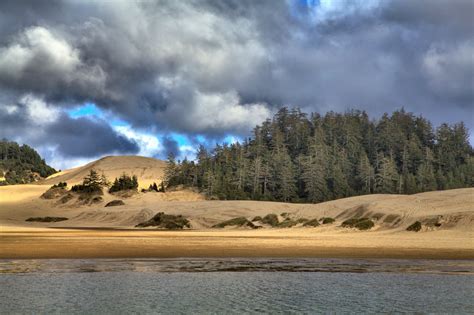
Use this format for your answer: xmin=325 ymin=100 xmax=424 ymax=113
xmin=1 ymin=227 xmax=473 ymax=260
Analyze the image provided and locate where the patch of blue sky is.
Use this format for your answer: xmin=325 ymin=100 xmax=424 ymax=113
xmin=222 ymin=135 xmax=241 ymax=145
xmin=168 ymin=132 xmax=190 ymax=147
xmin=67 ymin=103 xmax=103 ymax=119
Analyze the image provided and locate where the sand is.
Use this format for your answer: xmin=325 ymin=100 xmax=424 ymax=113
xmin=0 ymin=155 xmax=472 ymax=259
xmin=1 ymin=227 xmax=472 ymax=259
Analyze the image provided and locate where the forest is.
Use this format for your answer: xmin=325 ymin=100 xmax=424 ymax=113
xmin=0 ymin=140 xmax=57 ymax=185
xmin=164 ymin=108 xmax=473 ymax=203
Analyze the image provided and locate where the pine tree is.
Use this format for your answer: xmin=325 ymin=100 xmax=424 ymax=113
xmin=357 ymin=151 xmax=374 ymax=194
xmin=375 ymin=153 xmax=399 ymax=193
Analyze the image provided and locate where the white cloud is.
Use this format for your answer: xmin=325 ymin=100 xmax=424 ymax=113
xmin=114 ymin=125 xmax=162 ymax=157
xmin=21 ymin=94 xmax=59 ymax=124
xmin=162 ymin=89 xmax=272 ymax=134
xmin=0 ymin=26 xmax=80 ymax=79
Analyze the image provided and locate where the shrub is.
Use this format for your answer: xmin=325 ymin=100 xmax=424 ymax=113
xmin=51 ymin=182 xmax=67 ymax=189
xmin=321 ymin=217 xmax=335 ymax=224
xmin=136 ymin=212 xmax=191 ymax=229
xmin=105 ymin=200 xmax=125 ymax=207
xmin=303 ymin=219 xmax=320 ymax=227
xmin=342 ymin=218 xmax=374 ymax=230
xmin=212 ymin=217 xmax=256 ymax=229
xmin=261 ymin=214 xmax=279 ymax=227
xmin=109 ymin=174 xmax=138 ymax=193
xmin=25 ymin=217 xmax=68 ymax=222
xmin=278 ymin=219 xmax=297 ymax=228
xmin=297 ymin=218 xmax=309 ymax=224
xmin=251 ymin=216 xmax=262 ymax=222
xmin=41 ymin=186 xmax=68 ymax=199
xmin=58 ymin=193 xmax=74 ymax=204
xmin=406 ymin=221 xmax=422 ymax=232
xmin=71 ymin=170 xmax=108 ymax=194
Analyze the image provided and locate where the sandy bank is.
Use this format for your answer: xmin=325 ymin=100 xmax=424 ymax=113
xmin=1 ymin=227 xmax=472 ymax=260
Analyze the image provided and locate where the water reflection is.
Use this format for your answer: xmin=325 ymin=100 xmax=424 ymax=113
xmin=1 ymin=258 xmax=473 ymax=274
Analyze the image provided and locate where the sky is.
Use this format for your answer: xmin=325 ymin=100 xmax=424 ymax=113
xmin=0 ymin=0 xmax=472 ymax=170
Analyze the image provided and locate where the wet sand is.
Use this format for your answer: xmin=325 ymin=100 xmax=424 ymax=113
xmin=1 ymin=227 xmax=473 ymax=259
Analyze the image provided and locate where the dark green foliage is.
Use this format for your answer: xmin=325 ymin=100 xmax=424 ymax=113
xmin=144 ymin=182 xmax=164 ymax=193
xmin=252 ymin=216 xmax=262 ymax=222
xmin=147 ymin=183 xmax=159 ymax=192
xmin=296 ymin=218 xmax=309 ymax=223
xmin=261 ymin=214 xmax=279 ymax=227
xmin=212 ymin=217 xmax=257 ymax=229
xmin=41 ymin=186 xmax=69 ymax=199
xmin=321 ymin=217 xmax=335 ymax=224
xmin=341 ymin=218 xmax=374 ymax=230
xmin=163 ymin=108 xmax=473 ymax=202
xmin=406 ymin=221 xmax=422 ymax=232
xmin=303 ymin=219 xmax=320 ymax=227
xmin=59 ymin=193 xmax=74 ymax=204
xmin=136 ymin=212 xmax=191 ymax=229
xmin=51 ymin=182 xmax=67 ymax=189
xmin=278 ymin=218 xmax=298 ymax=228
xmin=105 ymin=200 xmax=125 ymax=207
xmin=25 ymin=217 xmax=68 ymax=222
xmin=0 ymin=139 xmax=56 ymax=185
xmin=71 ymin=170 xmax=108 ymax=194
xmin=109 ymin=174 xmax=138 ymax=193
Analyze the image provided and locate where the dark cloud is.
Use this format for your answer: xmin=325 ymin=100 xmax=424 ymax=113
xmin=45 ymin=115 xmax=139 ymax=157
xmin=160 ymin=136 xmax=180 ymax=158
xmin=0 ymin=96 xmax=139 ymax=158
xmin=0 ymin=0 xmax=472 ymax=162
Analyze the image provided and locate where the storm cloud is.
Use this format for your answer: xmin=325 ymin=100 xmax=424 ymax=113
xmin=0 ymin=0 xmax=472 ymax=166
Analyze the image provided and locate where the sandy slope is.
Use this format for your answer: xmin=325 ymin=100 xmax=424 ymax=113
xmin=0 ymin=155 xmax=472 ymax=259
xmin=41 ymin=155 xmax=166 ymax=188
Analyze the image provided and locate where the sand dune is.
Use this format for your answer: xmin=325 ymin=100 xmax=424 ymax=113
xmin=0 ymin=155 xmax=472 ymax=259
xmin=41 ymin=155 xmax=167 ymax=188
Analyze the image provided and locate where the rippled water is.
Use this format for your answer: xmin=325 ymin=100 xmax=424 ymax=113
xmin=1 ymin=258 xmax=473 ymax=314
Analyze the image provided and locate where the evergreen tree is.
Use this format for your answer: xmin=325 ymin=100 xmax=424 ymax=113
xmin=375 ymin=153 xmax=399 ymax=193
xmin=163 ymin=107 xmax=472 ymax=202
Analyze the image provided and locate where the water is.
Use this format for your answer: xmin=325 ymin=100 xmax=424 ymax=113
xmin=1 ymin=258 xmax=473 ymax=314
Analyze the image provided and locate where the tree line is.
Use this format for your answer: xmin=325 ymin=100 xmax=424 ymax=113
xmin=164 ymin=108 xmax=473 ymax=202
xmin=0 ymin=139 xmax=57 ymax=185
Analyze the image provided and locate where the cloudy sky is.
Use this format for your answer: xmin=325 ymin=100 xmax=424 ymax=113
xmin=0 ymin=0 xmax=472 ymax=169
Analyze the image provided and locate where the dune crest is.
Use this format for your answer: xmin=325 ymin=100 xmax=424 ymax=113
xmin=41 ymin=156 xmax=167 ymax=188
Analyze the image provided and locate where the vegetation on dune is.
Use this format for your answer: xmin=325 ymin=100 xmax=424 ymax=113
xmin=105 ymin=200 xmax=125 ymax=207
xmin=142 ymin=182 xmax=165 ymax=193
xmin=41 ymin=187 xmax=68 ymax=200
xmin=251 ymin=216 xmax=262 ymax=222
xmin=25 ymin=216 xmax=68 ymax=222
xmin=260 ymin=214 xmax=279 ymax=227
xmin=41 ymin=182 xmax=69 ymax=199
xmin=109 ymin=174 xmax=138 ymax=193
xmin=71 ymin=169 xmax=109 ymax=194
xmin=278 ymin=218 xmax=298 ymax=228
xmin=406 ymin=221 xmax=422 ymax=232
xmin=136 ymin=212 xmax=191 ymax=229
xmin=303 ymin=219 xmax=320 ymax=227
xmin=212 ymin=217 xmax=257 ymax=229
xmin=51 ymin=182 xmax=67 ymax=189
xmin=342 ymin=218 xmax=375 ymax=230
xmin=0 ymin=139 xmax=57 ymax=185
xmin=162 ymin=108 xmax=473 ymax=203
xmin=58 ymin=193 xmax=74 ymax=204
xmin=321 ymin=217 xmax=335 ymax=224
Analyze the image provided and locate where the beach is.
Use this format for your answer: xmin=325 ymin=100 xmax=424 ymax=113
xmin=1 ymin=226 xmax=472 ymax=259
